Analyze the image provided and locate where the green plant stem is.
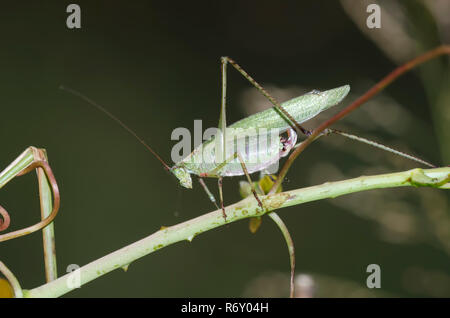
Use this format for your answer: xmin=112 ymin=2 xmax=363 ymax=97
xmin=0 ymin=148 xmax=35 ymax=189
xmin=267 ymin=212 xmax=295 ymax=298
xmin=0 ymin=261 xmax=23 ymax=298
xmin=36 ymin=150 xmax=58 ymax=282
xmin=22 ymin=167 xmax=449 ymax=298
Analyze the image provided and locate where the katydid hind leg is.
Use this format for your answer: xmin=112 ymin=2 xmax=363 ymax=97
xmin=221 ymin=56 xmax=309 ymax=136
xmin=235 ymin=152 xmax=264 ymax=210
xmin=218 ymin=57 xmax=228 ymax=162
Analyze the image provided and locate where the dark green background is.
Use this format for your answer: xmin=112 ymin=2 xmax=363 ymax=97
xmin=0 ymin=1 xmax=449 ymax=297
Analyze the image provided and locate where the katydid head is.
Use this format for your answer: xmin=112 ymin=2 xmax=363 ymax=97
xmin=171 ymin=166 xmax=192 ymax=189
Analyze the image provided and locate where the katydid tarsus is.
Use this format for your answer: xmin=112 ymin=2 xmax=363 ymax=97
xmin=61 ymin=56 xmax=434 ymax=220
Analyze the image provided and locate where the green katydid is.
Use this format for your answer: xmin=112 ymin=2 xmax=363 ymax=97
xmin=61 ymin=56 xmax=436 ymax=298
xmin=61 ymin=57 xmax=435 ymax=221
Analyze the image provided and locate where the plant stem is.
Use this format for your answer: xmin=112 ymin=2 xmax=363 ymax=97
xmin=0 ymin=148 xmax=35 ymax=189
xmin=0 ymin=147 xmax=60 ymax=242
xmin=23 ymin=167 xmax=449 ymax=298
xmin=269 ymin=45 xmax=450 ymax=195
xmin=36 ymin=149 xmax=58 ymax=282
xmin=267 ymin=212 xmax=295 ymax=298
xmin=0 ymin=261 xmax=23 ymax=298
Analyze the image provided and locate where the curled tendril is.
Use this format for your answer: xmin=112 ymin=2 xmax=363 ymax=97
xmin=0 ymin=159 xmax=60 ymax=242
xmin=0 ymin=205 xmax=11 ymax=232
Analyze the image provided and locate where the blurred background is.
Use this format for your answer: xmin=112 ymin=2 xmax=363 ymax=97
xmin=0 ymin=0 xmax=449 ymax=297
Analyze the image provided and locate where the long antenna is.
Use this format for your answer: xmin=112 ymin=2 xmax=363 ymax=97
xmin=60 ymin=85 xmax=171 ymax=171
xmin=326 ymin=129 xmax=436 ymax=168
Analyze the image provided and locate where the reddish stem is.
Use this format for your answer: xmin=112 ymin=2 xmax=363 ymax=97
xmin=0 ymin=205 xmax=11 ymax=231
xmin=0 ymin=158 xmax=60 ymax=242
xmin=269 ymin=45 xmax=450 ymax=194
